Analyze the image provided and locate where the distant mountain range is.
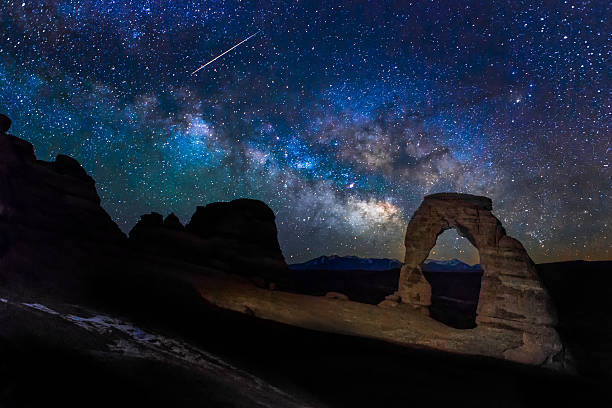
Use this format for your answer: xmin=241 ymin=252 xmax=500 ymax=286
xmin=290 ymin=255 xmax=402 ymax=271
xmin=422 ymin=258 xmax=482 ymax=272
xmin=290 ymin=255 xmax=481 ymax=272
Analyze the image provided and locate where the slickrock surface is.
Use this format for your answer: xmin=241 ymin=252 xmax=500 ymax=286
xmin=195 ymin=273 xmax=563 ymax=367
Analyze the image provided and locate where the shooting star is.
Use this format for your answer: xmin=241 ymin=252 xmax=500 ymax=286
xmin=191 ymin=30 xmax=261 ymax=75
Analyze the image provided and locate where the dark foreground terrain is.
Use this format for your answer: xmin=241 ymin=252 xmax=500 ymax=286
xmin=1 ymin=259 xmax=611 ymax=408
xmin=0 ymin=289 xmax=609 ymax=408
xmin=537 ymin=261 xmax=612 ymax=379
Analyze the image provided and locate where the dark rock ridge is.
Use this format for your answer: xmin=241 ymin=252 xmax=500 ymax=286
xmin=0 ymin=115 xmax=126 ymax=297
xmin=0 ymin=114 xmax=11 ymax=133
xmin=536 ymin=260 xmax=612 ymax=378
xmin=0 ymin=297 xmax=314 ymax=408
xmin=129 ymin=200 xmax=288 ymax=284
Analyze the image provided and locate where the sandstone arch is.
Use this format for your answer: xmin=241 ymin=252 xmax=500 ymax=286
xmin=399 ymin=193 xmax=558 ymax=335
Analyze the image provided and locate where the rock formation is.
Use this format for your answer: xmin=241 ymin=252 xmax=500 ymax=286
xmin=0 ymin=115 xmax=126 ymax=297
xmin=128 ymin=211 xmax=187 ymax=258
xmin=398 ymin=193 xmax=562 ymax=364
xmin=128 ymin=200 xmax=289 ymax=283
xmin=0 ymin=114 xmax=11 ymax=134
xmin=186 ymin=199 xmax=287 ymax=275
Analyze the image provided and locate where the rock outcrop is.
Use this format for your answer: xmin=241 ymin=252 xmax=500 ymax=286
xmin=129 ymin=201 xmax=289 ymax=283
xmin=128 ymin=211 xmax=187 ymax=257
xmin=0 ymin=115 xmax=126 ymax=296
xmin=398 ymin=193 xmax=563 ymax=365
xmin=0 ymin=114 xmax=11 ymax=134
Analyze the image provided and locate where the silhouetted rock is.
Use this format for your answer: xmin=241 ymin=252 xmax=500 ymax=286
xmin=128 ymin=211 xmax=186 ymax=260
xmin=0 ymin=114 xmax=11 ymax=134
xmin=186 ymin=199 xmax=282 ymax=253
xmin=53 ymin=154 xmax=94 ymax=182
xmin=138 ymin=212 xmax=165 ymax=227
xmin=164 ymin=213 xmax=184 ymax=230
xmin=129 ymin=200 xmax=288 ymax=283
xmin=0 ymin=115 xmax=126 ymax=298
xmin=536 ymin=260 xmax=612 ymax=378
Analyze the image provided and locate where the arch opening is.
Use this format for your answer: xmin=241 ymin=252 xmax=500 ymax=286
xmin=421 ymin=229 xmax=483 ymax=329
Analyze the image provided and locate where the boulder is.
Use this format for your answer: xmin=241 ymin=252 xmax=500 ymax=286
xmin=325 ymin=291 xmax=349 ymax=300
xmin=377 ymin=293 xmax=401 ymax=308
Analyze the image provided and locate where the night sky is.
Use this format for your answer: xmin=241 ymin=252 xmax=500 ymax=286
xmin=0 ymin=1 xmax=609 ymax=264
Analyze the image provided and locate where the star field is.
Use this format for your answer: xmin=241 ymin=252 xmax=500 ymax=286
xmin=0 ymin=1 xmax=609 ymax=263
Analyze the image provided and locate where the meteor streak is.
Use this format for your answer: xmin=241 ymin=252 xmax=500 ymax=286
xmin=191 ymin=30 xmax=261 ymax=75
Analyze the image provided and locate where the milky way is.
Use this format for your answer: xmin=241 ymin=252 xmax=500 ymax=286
xmin=0 ymin=1 xmax=609 ymax=263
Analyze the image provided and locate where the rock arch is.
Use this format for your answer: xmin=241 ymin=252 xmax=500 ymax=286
xmin=399 ymin=193 xmax=558 ymax=334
